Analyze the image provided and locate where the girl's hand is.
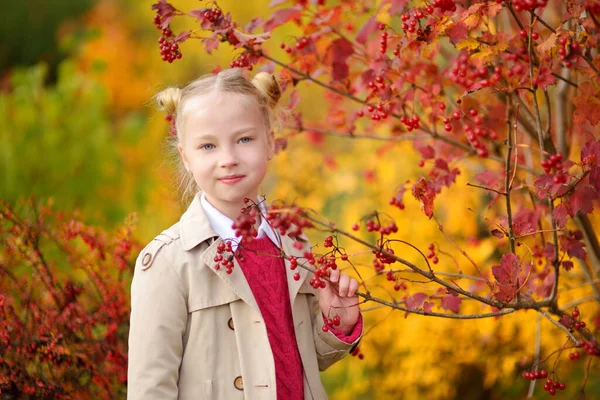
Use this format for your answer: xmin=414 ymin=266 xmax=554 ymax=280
xmin=318 ymin=268 xmax=360 ymax=335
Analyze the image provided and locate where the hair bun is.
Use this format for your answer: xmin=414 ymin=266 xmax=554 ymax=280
xmin=156 ymin=87 xmax=182 ymax=115
xmin=251 ymin=72 xmax=281 ymax=107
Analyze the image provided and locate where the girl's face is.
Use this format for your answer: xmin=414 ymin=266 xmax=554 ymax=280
xmin=178 ymin=91 xmax=274 ymax=220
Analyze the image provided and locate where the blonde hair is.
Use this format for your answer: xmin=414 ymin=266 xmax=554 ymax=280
xmin=154 ymin=68 xmax=284 ymax=204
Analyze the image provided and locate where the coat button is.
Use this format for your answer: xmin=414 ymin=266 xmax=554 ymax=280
xmin=228 ymin=317 xmax=234 ymax=330
xmin=233 ymin=376 xmax=243 ymax=391
xmin=142 ymin=253 xmax=152 ymax=266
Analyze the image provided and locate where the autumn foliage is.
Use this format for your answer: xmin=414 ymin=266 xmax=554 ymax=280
xmin=2 ymin=0 xmax=600 ymax=397
xmin=152 ymin=0 xmax=600 ymax=396
xmin=0 ymin=198 xmax=138 ymax=398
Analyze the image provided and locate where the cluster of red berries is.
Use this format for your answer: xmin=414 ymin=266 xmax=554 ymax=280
xmin=579 ymin=340 xmax=600 ymax=356
xmin=295 ymin=37 xmax=310 ymax=50
xmin=309 ymin=264 xmax=329 ymax=289
xmin=568 ymin=351 xmax=581 ymax=360
xmin=571 ymin=307 xmax=587 ymax=330
xmin=450 ymin=53 xmax=496 ymax=89
xmin=519 ymin=29 xmax=540 ymax=41
xmin=288 ymin=256 xmax=302 ymax=281
xmin=385 ymin=270 xmax=407 ymax=291
xmin=378 ymin=24 xmax=388 ymax=54
xmin=367 ymin=76 xmax=387 ymax=91
xmin=522 ymin=369 xmax=567 ymax=395
xmin=198 ymin=7 xmax=222 ymax=23
xmin=229 ymin=54 xmax=253 ymax=70
xmin=365 ymin=219 xmax=398 ymax=235
xmin=157 ymin=35 xmax=182 ymax=63
xmin=232 ymin=206 xmax=259 ymax=246
xmin=512 ymin=0 xmax=548 ymax=12
xmin=279 ymin=42 xmax=294 ymax=54
xmin=558 ymin=37 xmax=580 ymax=68
xmin=400 ymin=114 xmax=420 ymax=131
xmin=432 ymin=0 xmax=457 ymax=13
xmin=400 ymin=9 xmax=432 ymax=36
xmin=323 ymin=236 xmax=334 ymax=248
xmin=215 ymin=241 xmax=234 ymax=274
xmin=372 ymin=246 xmax=397 ymax=272
xmin=350 ymin=344 xmax=365 ymax=359
xmin=541 ymin=153 xmax=568 ymax=183
xmin=465 ymin=126 xmax=490 ymax=158
xmin=360 ymin=101 xmax=389 ymax=121
xmin=426 ymin=243 xmax=439 ymax=264
xmin=389 ymin=194 xmax=406 ymax=209
xmin=266 ymin=204 xmax=313 ymax=239
xmin=521 ymin=368 xmax=548 ymax=381
xmin=325 ymin=315 xmax=341 ymax=327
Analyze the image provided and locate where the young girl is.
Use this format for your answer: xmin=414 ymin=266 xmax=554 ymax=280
xmin=127 ymin=68 xmax=363 ymax=400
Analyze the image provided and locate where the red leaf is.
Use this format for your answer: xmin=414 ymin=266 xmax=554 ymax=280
xmin=416 ymin=144 xmax=435 ymax=160
xmin=475 ymin=170 xmax=501 ymax=188
xmin=388 ymin=0 xmax=410 ymax=14
xmin=573 ymin=81 xmax=600 ymax=126
xmin=202 ymin=33 xmax=220 ymax=54
xmin=356 ymin=16 xmax=378 ymax=45
xmin=264 ymin=6 xmax=302 ymax=32
xmin=568 ymin=186 xmax=597 ymax=216
xmin=552 ymin=202 xmax=572 ymax=228
xmin=245 ymin=17 xmax=264 ymax=33
xmin=560 ymin=234 xmax=587 ymax=260
xmin=412 ymin=178 xmax=437 ymax=219
xmin=511 ymin=208 xmax=540 ymax=236
xmin=581 ymin=138 xmax=600 ymax=167
xmin=406 ymin=292 xmax=428 ymax=310
xmin=534 ymin=174 xmax=563 ymax=199
xmin=492 ymin=253 xmax=521 ymax=302
xmin=323 ymin=38 xmax=354 ymax=81
xmin=590 ymin=166 xmax=600 ymax=192
xmin=230 ymin=30 xmax=271 ymax=46
xmin=441 ymin=294 xmax=461 ymax=313
xmin=446 ymin=21 xmax=468 ymax=45
xmin=491 ymin=229 xmax=505 ymax=239
xmin=151 ymin=0 xmax=176 ymax=29
xmin=423 ymin=301 xmax=434 ymax=313
xmin=561 ymin=260 xmax=574 ymax=271
xmin=173 ymin=30 xmax=192 ymax=43
xmin=536 ymin=66 xmax=557 ymax=90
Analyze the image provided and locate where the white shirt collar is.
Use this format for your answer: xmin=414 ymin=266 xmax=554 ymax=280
xmin=200 ymin=192 xmax=280 ymax=250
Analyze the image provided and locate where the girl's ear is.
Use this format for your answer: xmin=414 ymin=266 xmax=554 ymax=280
xmin=177 ymin=143 xmax=190 ymax=172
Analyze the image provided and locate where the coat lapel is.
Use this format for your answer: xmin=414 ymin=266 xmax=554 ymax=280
xmin=199 ymin=237 xmax=260 ymax=313
xmin=180 ymin=192 xmax=311 ymax=313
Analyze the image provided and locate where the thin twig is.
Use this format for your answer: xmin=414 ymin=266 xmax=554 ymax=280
xmin=538 ymin=309 xmax=579 ymax=345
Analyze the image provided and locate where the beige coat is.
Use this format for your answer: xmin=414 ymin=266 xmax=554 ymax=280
xmin=127 ymin=194 xmax=362 ymax=399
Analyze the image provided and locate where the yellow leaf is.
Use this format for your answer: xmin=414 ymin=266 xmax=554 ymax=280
xmin=456 ymin=37 xmax=480 ymax=51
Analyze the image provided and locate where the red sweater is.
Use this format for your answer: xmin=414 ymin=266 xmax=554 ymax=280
xmin=236 ymin=237 xmax=362 ymax=399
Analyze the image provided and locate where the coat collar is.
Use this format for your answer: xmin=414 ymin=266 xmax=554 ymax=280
xmin=178 ymin=192 xmax=220 ymax=251
xmin=178 ymin=192 xmax=311 ymax=312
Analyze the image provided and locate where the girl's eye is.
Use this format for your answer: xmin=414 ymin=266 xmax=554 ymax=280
xmin=199 ymin=144 xmax=215 ymax=150
xmin=239 ymin=137 xmax=252 ymax=144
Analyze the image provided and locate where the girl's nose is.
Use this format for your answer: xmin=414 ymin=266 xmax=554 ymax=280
xmin=218 ymin=147 xmax=240 ymax=168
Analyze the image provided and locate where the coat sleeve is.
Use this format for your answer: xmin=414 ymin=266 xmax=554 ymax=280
xmin=308 ymin=280 xmax=363 ymax=371
xmin=127 ymin=244 xmax=188 ymax=399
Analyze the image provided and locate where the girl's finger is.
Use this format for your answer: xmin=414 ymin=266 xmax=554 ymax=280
xmin=338 ymin=273 xmax=350 ymax=297
xmin=348 ymin=278 xmax=359 ymax=297
xmin=329 ymin=267 xmax=340 ymax=283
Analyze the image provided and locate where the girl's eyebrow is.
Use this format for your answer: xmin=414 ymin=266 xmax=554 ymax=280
xmin=192 ymin=127 xmax=256 ymax=142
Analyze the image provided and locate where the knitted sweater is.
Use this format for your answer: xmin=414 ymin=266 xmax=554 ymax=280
xmin=236 ymin=236 xmax=362 ymax=399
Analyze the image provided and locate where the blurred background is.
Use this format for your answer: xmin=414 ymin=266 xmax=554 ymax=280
xmin=2 ymin=0 xmax=599 ymax=398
